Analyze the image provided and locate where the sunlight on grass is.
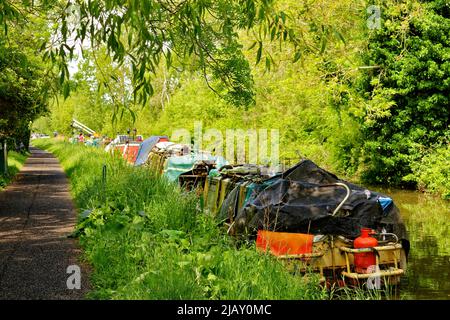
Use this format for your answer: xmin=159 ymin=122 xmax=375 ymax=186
xmin=0 ymin=150 xmax=28 ymax=190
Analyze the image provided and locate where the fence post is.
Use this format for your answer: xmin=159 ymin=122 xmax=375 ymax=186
xmin=0 ymin=140 xmax=8 ymax=175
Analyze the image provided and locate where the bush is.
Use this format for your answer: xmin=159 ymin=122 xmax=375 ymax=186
xmin=358 ymin=0 xmax=450 ymax=187
xmin=406 ymin=146 xmax=450 ymax=200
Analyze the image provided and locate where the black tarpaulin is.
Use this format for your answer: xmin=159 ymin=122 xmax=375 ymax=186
xmin=231 ymin=160 xmax=409 ymax=247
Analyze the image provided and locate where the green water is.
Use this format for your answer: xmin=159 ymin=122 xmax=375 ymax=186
xmin=375 ymin=188 xmax=450 ymax=300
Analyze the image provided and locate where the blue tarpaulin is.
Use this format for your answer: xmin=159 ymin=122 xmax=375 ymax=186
xmin=378 ymin=196 xmax=393 ymax=213
xmin=134 ymin=136 xmax=168 ymax=166
xmin=164 ymin=154 xmax=228 ymax=182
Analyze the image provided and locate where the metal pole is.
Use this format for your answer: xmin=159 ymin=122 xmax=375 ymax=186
xmin=102 ymin=164 xmax=107 ymax=201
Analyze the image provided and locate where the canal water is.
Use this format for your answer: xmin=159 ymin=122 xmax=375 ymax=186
xmin=375 ymin=188 xmax=450 ymax=300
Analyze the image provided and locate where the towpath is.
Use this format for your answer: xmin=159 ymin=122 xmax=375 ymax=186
xmin=0 ymin=147 xmax=89 ymax=299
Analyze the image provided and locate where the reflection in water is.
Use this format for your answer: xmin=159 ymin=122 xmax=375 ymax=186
xmin=374 ymin=188 xmax=450 ymax=300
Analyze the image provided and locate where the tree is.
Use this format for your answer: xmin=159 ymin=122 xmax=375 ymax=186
xmin=0 ymin=44 xmax=51 ymax=149
xmin=0 ymin=1 xmax=55 ymax=149
xmin=37 ymin=0 xmax=329 ymax=108
xmin=358 ymin=0 xmax=450 ymax=185
xmin=0 ymin=1 xmax=349 ymax=112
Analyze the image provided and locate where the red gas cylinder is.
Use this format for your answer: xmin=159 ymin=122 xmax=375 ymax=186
xmin=354 ymin=228 xmax=378 ymax=273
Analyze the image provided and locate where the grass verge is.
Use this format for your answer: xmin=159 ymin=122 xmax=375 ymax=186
xmin=33 ymin=138 xmax=328 ymax=300
xmin=0 ymin=150 xmax=28 ymax=190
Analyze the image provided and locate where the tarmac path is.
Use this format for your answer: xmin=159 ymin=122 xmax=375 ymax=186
xmin=0 ymin=147 xmax=90 ymax=299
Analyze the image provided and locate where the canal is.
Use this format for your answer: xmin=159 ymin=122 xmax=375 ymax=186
xmin=375 ymin=188 xmax=450 ymax=300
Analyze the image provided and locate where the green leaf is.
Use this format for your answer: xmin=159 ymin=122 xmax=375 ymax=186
xmin=129 ymin=109 xmax=136 ymax=124
xmin=63 ymin=82 xmax=70 ymax=99
xmin=270 ymin=26 xmax=276 ymax=40
xmin=59 ymin=68 xmax=65 ymax=85
xmin=248 ymin=41 xmax=258 ymax=50
xmin=320 ymin=37 xmax=327 ymax=54
xmin=280 ymin=11 xmax=286 ymax=24
xmin=256 ymin=42 xmax=262 ymax=64
xmin=333 ymin=28 xmax=346 ymax=45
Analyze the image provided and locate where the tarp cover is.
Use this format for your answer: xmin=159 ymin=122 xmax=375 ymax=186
xmin=164 ymin=154 xmax=228 ymax=182
xmin=231 ymin=160 xmax=409 ymax=247
xmin=134 ymin=136 xmax=168 ymax=166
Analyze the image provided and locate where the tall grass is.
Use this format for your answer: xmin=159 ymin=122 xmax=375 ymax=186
xmin=0 ymin=150 xmax=28 ymax=189
xmin=32 ymin=138 xmax=328 ymax=300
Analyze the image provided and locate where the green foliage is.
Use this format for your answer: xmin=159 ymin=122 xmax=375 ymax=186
xmin=406 ymin=145 xmax=450 ymax=200
xmin=32 ymin=117 xmax=53 ymax=135
xmin=1 ymin=0 xmax=343 ymax=108
xmin=29 ymin=0 xmax=450 ymax=199
xmin=0 ymin=45 xmax=49 ymax=139
xmin=131 ymin=0 xmax=368 ymax=174
xmin=33 ymin=138 xmax=327 ymax=299
xmin=39 ymin=0 xmax=321 ymax=108
xmin=0 ymin=2 xmax=55 ymax=147
xmin=357 ymin=0 xmax=450 ymax=186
